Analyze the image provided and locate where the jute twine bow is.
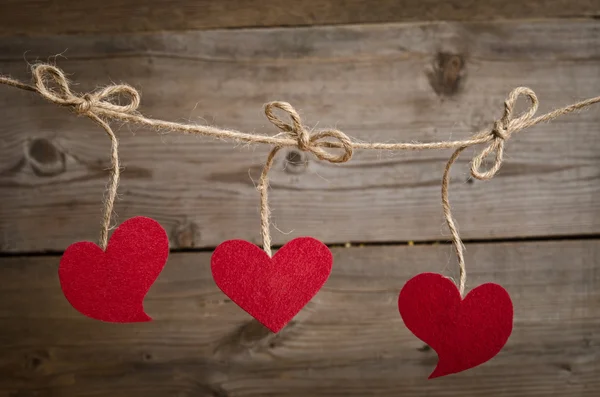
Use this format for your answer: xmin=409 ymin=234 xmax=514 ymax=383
xmin=470 ymin=87 xmax=539 ymax=181
xmin=264 ymin=101 xmax=353 ymax=164
xmin=33 ymin=64 xmax=140 ymax=117
xmin=1 ymin=64 xmax=599 ymax=294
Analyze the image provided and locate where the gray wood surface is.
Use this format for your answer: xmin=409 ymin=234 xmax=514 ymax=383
xmin=0 ymin=240 xmax=598 ymax=396
xmin=1 ymin=0 xmax=598 ymax=37
xmin=1 ymin=20 xmax=599 ymax=252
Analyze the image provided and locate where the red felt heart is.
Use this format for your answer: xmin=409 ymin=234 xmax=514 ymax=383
xmin=398 ymin=272 xmax=513 ymax=378
xmin=58 ymin=216 xmax=169 ymax=323
xmin=211 ymin=237 xmax=332 ymax=333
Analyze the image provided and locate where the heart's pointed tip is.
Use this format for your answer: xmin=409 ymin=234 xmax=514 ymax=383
xmin=67 ymin=301 xmax=153 ymax=323
xmin=428 ymin=369 xmax=446 ymax=379
xmin=261 ymin=321 xmax=283 ymax=334
xmin=131 ymin=311 xmax=153 ymax=323
xmin=100 ymin=310 xmax=152 ymax=323
xmin=118 ymin=304 xmax=153 ymax=323
xmin=428 ymin=362 xmax=452 ymax=379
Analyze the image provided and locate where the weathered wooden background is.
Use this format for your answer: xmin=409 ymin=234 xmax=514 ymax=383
xmin=0 ymin=1 xmax=599 ymax=396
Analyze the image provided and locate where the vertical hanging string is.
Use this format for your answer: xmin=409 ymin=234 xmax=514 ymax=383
xmin=441 ymin=146 xmax=468 ymax=296
xmin=258 ymin=146 xmax=282 ymax=257
xmin=89 ymin=114 xmax=120 ymax=250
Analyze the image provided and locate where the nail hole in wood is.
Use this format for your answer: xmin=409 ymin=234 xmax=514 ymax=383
xmin=417 ymin=344 xmax=431 ymax=352
xmin=557 ymin=363 xmax=572 ymax=373
xmin=284 ymin=149 xmax=307 ymax=174
xmin=30 ymin=357 xmax=42 ymax=369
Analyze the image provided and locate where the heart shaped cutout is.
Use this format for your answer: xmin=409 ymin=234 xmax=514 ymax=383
xmin=398 ymin=272 xmax=513 ymax=378
xmin=211 ymin=237 xmax=332 ymax=333
xmin=59 ymin=216 xmax=169 ymax=323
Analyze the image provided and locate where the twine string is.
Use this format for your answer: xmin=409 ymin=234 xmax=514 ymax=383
xmin=470 ymin=87 xmax=539 ymax=181
xmin=90 ymin=115 xmax=120 ymax=250
xmin=33 ymin=64 xmax=140 ymax=116
xmin=1 ymin=64 xmax=599 ymax=291
xmin=441 ymin=146 xmax=468 ymax=296
xmin=258 ymin=146 xmax=281 ymax=258
xmin=264 ymin=101 xmax=353 ymax=163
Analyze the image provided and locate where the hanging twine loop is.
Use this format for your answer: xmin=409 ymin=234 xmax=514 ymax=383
xmin=32 ymin=64 xmax=140 ymax=116
xmin=259 ymin=102 xmax=353 ymax=256
xmin=28 ymin=64 xmax=127 ymax=249
xmin=470 ymin=87 xmax=539 ymax=180
xmin=443 ymin=88 xmax=539 ymax=295
xmin=264 ymin=101 xmax=353 ymax=164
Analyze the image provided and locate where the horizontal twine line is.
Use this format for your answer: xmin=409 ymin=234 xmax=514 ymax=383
xmin=1 ymin=63 xmax=599 ymax=296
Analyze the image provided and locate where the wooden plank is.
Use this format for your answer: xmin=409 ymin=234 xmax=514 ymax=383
xmin=0 ymin=240 xmax=598 ymax=396
xmin=0 ymin=0 xmax=598 ymax=37
xmin=0 ymin=21 xmax=600 ymax=252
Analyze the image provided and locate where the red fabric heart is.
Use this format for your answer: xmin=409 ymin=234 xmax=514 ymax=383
xmin=398 ymin=272 xmax=513 ymax=378
xmin=59 ymin=216 xmax=169 ymax=323
xmin=211 ymin=237 xmax=332 ymax=333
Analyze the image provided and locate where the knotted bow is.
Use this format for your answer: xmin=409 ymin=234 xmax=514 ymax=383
xmin=32 ymin=64 xmax=140 ymax=116
xmin=470 ymin=87 xmax=539 ymax=180
xmin=264 ymin=101 xmax=353 ymax=163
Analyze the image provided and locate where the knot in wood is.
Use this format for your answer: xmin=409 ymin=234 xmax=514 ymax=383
xmin=264 ymin=101 xmax=353 ymax=163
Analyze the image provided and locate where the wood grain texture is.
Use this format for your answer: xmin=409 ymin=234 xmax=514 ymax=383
xmin=1 ymin=0 xmax=599 ymax=37
xmin=0 ymin=240 xmax=599 ymax=396
xmin=1 ymin=21 xmax=600 ymax=252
